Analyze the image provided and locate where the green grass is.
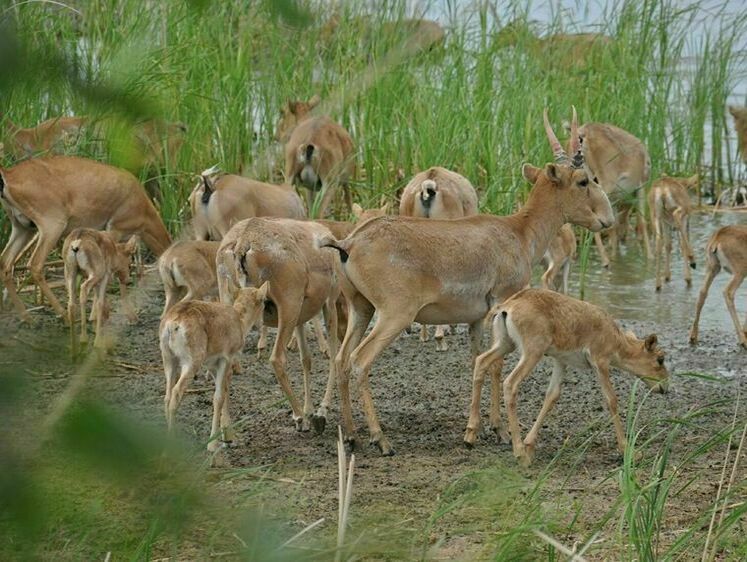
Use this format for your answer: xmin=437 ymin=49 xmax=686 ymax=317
xmin=1 ymin=1 xmax=746 ymax=560
xmin=1 ymin=0 xmax=745 ymax=238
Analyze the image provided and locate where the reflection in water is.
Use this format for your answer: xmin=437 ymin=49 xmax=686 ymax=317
xmin=565 ymin=211 xmax=746 ymax=331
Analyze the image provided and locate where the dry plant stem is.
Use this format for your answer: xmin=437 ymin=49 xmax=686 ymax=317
xmin=532 ymin=530 xmax=589 ymax=562
xmin=702 ymin=388 xmax=741 ymax=561
xmin=336 ymin=426 xmax=355 ymax=562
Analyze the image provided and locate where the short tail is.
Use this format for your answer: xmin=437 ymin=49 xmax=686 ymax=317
xmin=200 ymin=164 xmax=221 ymax=205
xmin=304 ymin=144 xmax=315 ymax=163
xmin=316 ymin=234 xmax=352 ymax=263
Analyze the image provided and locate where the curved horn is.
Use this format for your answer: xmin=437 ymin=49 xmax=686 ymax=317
xmin=568 ymin=105 xmax=580 ymax=156
xmin=543 ymin=108 xmax=568 ymax=163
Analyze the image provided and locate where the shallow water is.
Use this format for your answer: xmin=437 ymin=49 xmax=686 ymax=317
xmin=571 ymin=210 xmax=746 ymax=333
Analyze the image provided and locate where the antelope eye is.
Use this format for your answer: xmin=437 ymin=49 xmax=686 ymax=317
xmin=657 ymin=356 xmax=665 ymax=365
xmin=578 ymin=179 xmax=589 ymax=187
xmin=593 ymin=176 xmax=599 ymax=183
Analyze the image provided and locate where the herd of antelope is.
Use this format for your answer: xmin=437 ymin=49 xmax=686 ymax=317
xmin=1 ymin=95 xmax=745 ymax=468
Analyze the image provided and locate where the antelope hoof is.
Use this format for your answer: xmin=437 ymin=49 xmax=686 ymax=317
xmin=344 ymin=436 xmax=359 ymax=453
xmin=311 ymin=413 xmax=326 ymax=435
xmin=372 ymin=437 xmax=394 ymax=456
xmin=463 ymin=427 xmax=478 ymax=448
xmin=665 ymin=275 xmax=671 ymax=282
xmin=435 ymin=339 xmax=448 ymax=352
xmin=209 ymin=448 xmax=229 ymax=468
xmin=690 ymin=261 xmax=696 ymax=269
xmin=493 ymin=426 xmax=510 ymax=444
xmin=293 ymin=415 xmax=308 ymax=432
xmin=655 ymin=285 xmax=661 ymax=292
xmin=688 ymin=332 xmax=698 ymax=345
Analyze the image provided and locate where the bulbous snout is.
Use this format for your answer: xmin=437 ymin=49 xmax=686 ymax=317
xmin=589 ymin=191 xmax=615 ymax=232
xmin=650 ymin=378 xmax=669 ymax=394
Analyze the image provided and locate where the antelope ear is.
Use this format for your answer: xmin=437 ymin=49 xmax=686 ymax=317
xmin=544 ymin=163 xmax=561 ymax=184
xmin=352 ymin=203 xmax=363 ymax=217
xmin=308 ymin=94 xmax=321 ymax=108
xmin=644 ymin=333 xmax=658 ymax=352
xmin=522 ymin=163 xmax=540 ymax=184
xmin=688 ymin=174 xmax=699 ymax=187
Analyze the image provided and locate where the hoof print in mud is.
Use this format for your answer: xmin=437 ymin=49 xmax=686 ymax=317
xmin=311 ymin=414 xmax=326 ymax=434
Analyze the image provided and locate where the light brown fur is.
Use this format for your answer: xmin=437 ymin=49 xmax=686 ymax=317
xmin=2 ymin=115 xmax=87 ymax=159
xmin=399 ymin=166 xmax=479 ymax=350
xmin=571 ymin=121 xmax=651 ymax=267
xmin=689 ymin=225 xmax=747 ymax=348
xmin=729 ymin=105 xmax=747 ymax=163
xmin=276 ymin=96 xmax=355 ymax=218
xmin=649 ymin=174 xmax=699 ymax=290
xmin=466 ymin=288 xmax=669 ymax=465
xmin=190 ymin=169 xmax=305 ymax=241
xmin=323 ymin=112 xmax=615 ymax=454
xmin=541 ymin=224 xmax=576 ymax=293
xmin=0 ymin=156 xmax=171 ymax=319
xmin=217 ymin=217 xmax=342 ymax=432
xmin=63 ymin=228 xmax=139 ymax=349
xmin=320 ymin=15 xmax=445 ymax=53
xmin=158 ymin=240 xmax=221 ymax=315
xmin=159 ymin=285 xmax=267 ymax=462
xmin=2 ymin=114 xmax=186 ymax=170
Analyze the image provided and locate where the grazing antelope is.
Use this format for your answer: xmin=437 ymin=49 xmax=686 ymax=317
xmin=321 ymin=108 xmax=615 ymax=455
xmin=689 ymin=224 xmax=747 ymax=349
xmin=275 ymin=95 xmax=355 ymax=218
xmin=160 ymin=284 xmax=268 ymax=460
xmin=217 ymin=217 xmax=342 ymax=432
xmin=0 ymin=156 xmax=171 ymax=319
xmin=469 ymin=288 xmax=669 ymax=466
xmin=729 ymin=105 xmax=747 ymax=164
xmin=649 ymin=174 xmax=699 ymax=290
xmin=541 ymin=224 xmax=576 ymax=294
xmin=2 ymin=114 xmax=87 ymax=159
xmin=495 ymin=21 xmax=613 ymax=68
xmin=190 ymin=167 xmax=305 ymax=241
xmin=2 ymin=114 xmax=186 ymax=170
xmin=559 ymin=113 xmax=651 ymax=267
xmin=399 ymin=166 xmax=479 ymax=351
xmin=63 ymin=229 xmax=139 ymax=349
xmin=320 ymin=15 xmax=445 ymax=54
xmin=158 ymin=240 xmax=220 ymax=315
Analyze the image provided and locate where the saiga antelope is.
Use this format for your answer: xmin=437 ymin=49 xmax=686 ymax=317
xmin=160 ymin=284 xmax=268 ymax=462
xmin=648 ymin=174 xmax=699 ymax=290
xmin=0 ymin=156 xmax=171 ymax=319
xmin=470 ymin=288 xmax=668 ymax=466
xmin=275 ymin=95 xmax=355 ymax=218
xmin=561 ymin=114 xmax=651 ymax=267
xmin=190 ymin=166 xmax=305 ymax=241
xmin=63 ymin=229 xmax=139 ymax=349
xmin=217 ymin=217 xmax=342 ymax=432
xmin=322 ymin=108 xmax=615 ymax=455
xmin=541 ymin=224 xmax=577 ymax=294
xmin=689 ymin=224 xmax=747 ymax=349
xmin=399 ymin=166 xmax=479 ymax=351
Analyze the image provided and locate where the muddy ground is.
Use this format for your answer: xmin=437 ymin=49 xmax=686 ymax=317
xmin=1 ymin=269 xmax=746 ymax=560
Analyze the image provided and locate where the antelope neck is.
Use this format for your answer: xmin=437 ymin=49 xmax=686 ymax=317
xmin=510 ymin=185 xmax=567 ymax=264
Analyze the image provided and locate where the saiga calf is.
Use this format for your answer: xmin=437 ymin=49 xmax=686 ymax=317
xmin=160 ymin=284 xmax=268 ymax=460
xmin=63 ymin=229 xmax=139 ymax=349
xmin=467 ymin=288 xmax=669 ymax=466
xmin=649 ymin=174 xmax=699 ymax=290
